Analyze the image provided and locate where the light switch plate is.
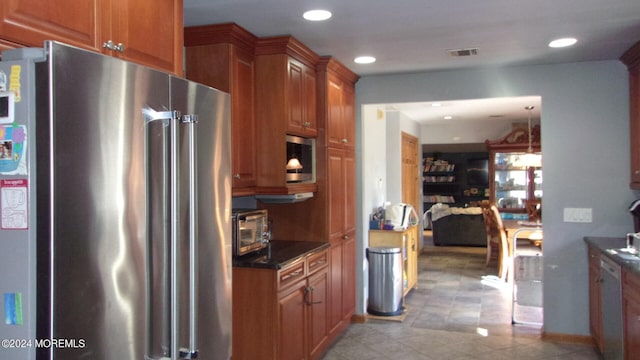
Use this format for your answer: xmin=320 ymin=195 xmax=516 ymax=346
xmin=563 ymin=208 xmax=593 ymax=223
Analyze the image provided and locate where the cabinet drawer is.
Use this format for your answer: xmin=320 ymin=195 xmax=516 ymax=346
xmin=278 ymin=259 xmax=306 ymax=291
xmin=307 ymin=250 xmax=328 ymax=275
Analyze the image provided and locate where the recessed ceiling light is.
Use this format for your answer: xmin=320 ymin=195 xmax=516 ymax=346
xmin=444 ymin=115 xmax=453 ymax=120
xmin=303 ymin=9 xmax=332 ymax=21
xmin=354 ymin=56 xmax=376 ymax=64
xmin=431 ymin=103 xmax=442 ymax=107
xmin=548 ymin=37 xmax=577 ymax=48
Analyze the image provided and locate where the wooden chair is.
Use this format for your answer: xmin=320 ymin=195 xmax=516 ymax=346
xmin=481 ymin=205 xmax=510 ymax=280
xmin=525 ymin=199 xmax=542 ymax=222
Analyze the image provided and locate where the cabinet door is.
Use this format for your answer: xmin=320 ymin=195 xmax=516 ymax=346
xmin=407 ymin=228 xmax=418 ymax=292
xmin=326 ymin=74 xmax=346 ymax=148
xmin=0 ymin=0 xmax=101 ymax=51
xmin=344 ymin=151 xmax=356 ymax=234
xmin=307 ymin=269 xmax=329 ymax=359
xmin=231 ymin=46 xmax=257 ymax=189
xmin=328 ymin=148 xmax=346 ymax=240
xmin=109 ymin=0 xmax=182 ymax=74
xmin=588 ymin=247 xmax=603 ymax=353
xmin=288 ymin=59 xmax=305 ymax=134
xmin=327 ymin=148 xmax=355 ymax=238
xmin=342 ymin=83 xmax=355 ymax=150
xmin=278 ymin=283 xmax=306 ymax=360
xmin=325 ymin=73 xmax=355 ymax=149
xmin=303 ymin=65 xmax=317 ymax=136
xmin=287 ymin=58 xmax=317 ymax=136
xmin=328 ymin=240 xmax=343 ymax=334
xmin=341 ymin=235 xmax=356 ymax=319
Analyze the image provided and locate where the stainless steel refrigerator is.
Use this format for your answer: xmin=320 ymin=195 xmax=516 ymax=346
xmin=0 ymin=41 xmax=231 ymax=359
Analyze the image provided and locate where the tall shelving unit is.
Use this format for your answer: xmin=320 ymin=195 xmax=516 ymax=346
xmin=486 ymin=125 xmax=542 ymax=214
xmin=422 ymin=152 xmax=490 ymax=211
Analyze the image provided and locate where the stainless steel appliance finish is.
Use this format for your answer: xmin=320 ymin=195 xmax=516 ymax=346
xmin=232 ymin=209 xmax=270 ymax=257
xmin=286 ymin=134 xmax=315 ymax=183
xmin=0 ymin=42 xmax=231 ymax=359
xmin=366 ymin=247 xmax=404 ymax=316
xmin=600 ymin=255 xmax=624 ymax=360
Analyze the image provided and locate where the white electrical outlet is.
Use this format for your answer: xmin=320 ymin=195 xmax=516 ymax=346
xmin=563 ymin=208 xmax=593 ymax=223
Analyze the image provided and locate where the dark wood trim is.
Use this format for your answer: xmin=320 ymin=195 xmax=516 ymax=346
xmin=485 ymin=124 xmax=541 ymax=151
xmin=184 ymin=22 xmax=257 ymax=52
xmin=621 ymin=40 xmax=640 ymax=69
xmin=317 ymin=56 xmax=360 ymax=84
xmin=255 ymin=35 xmax=319 ymax=66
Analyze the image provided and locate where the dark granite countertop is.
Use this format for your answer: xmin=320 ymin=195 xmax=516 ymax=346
xmin=233 ymin=240 xmax=330 ymax=270
xmin=584 ymin=236 xmax=640 ymax=274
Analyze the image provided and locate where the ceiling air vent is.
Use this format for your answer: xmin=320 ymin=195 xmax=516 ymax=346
xmin=448 ymin=48 xmax=479 ymax=57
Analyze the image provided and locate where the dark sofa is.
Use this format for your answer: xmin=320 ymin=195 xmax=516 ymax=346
xmin=430 ymin=208 xmax=487 ymax=247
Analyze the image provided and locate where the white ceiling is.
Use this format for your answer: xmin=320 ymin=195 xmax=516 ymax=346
xmin=183 ymin=0 xmax=639 ymax=129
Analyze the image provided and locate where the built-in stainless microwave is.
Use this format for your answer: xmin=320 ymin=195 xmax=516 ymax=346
xmin=286 ymin=135 xmax=315 ymax=183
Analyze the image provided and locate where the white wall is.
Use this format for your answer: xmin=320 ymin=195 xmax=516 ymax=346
xmin=385 ymin=111 xmax=422 ymax=204
xmin=355 ymin=60 xmax=639 ymax=336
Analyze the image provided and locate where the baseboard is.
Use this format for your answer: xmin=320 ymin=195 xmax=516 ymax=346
xmin=542 ymin=332 xmax=595 ymax=345
xmin=351 ymin=314 xmax=367 ymax=323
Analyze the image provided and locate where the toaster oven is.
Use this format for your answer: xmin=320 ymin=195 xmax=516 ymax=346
xmin=232 ymin=209 xmax=270 ymax=257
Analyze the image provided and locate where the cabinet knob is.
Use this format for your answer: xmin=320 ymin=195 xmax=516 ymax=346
xmin=636 ymin=169 xmax=640 ymax=175
xmin=341 ymin=138 xmax=348 ymax=144
xmin=103 ymin=40 xmax=125 ymax=52
xmin=233 ymin=174 xmax=241 ymax=179
xmin=342 ymin=235 xmax=349 ymax=240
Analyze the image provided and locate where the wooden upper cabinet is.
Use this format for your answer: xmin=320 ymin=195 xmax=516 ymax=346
xmin=0 ymin=0 xmax=101 ymax=51
xmin=0 ymin=0 xmax=183 ymax=75
xmin=317 ymin=57 xmax=359 ymax=150
xmin=108 ymin=0 xmax=183 ymax=75
xmin=254 ymin=36 xmax=318 ymax=138
xmin=287 ymin=57 xmax=317 ymax=136
xmin=185 ymin=23 xmax=258 ymax=195
xmin=254 ymin=36 xmax=319 ymax=193
xmin=621 ymin=40 xmax=640 ymax=189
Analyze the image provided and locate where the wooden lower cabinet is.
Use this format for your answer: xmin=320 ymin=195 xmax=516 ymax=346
xmin=622 ymin=267 xmax=640 ymax=359
xmin=307 ymin=267 xmax=330 ymax=359
xmin=328 ymin=235 xmax=355 ymax=337
xmin=369 ymin=228 xmax=419 ymax=297
xmin=278 ymin=279 xmax=307 ymax=360
xmin=233 ymin=249 xmax=330 ymax=360
xmin=588 ymin=246 xmax=603 ymax=353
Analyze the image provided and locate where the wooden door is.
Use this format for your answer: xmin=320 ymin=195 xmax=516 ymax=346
xmin=401 ymin=132 xmax=419 ymax=213
xmin=401 ymin=132 xmax=420 ymax=287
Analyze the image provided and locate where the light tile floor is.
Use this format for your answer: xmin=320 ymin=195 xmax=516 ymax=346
xmin=321 ymin=239 xmax=601 ymax=360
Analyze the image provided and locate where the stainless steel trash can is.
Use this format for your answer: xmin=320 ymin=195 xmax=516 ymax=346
xmin=367 ymin=246 xmax=403 ymax=316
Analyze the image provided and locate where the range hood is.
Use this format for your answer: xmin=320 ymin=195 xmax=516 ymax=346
xmin=256 ymin=192 xmax=314 ymax=204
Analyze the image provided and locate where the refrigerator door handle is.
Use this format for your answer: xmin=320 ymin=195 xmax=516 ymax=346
xmin=143 ymin=108 xmax=180 ymax=124
xmin=144 ymin=107 xmax=180 ymax=360
xmin=179 ymin=114 xmax=199 ymax=360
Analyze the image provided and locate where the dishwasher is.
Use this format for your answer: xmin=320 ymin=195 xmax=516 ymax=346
xmin=600 ymin=255 xmax=624 ymax=360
